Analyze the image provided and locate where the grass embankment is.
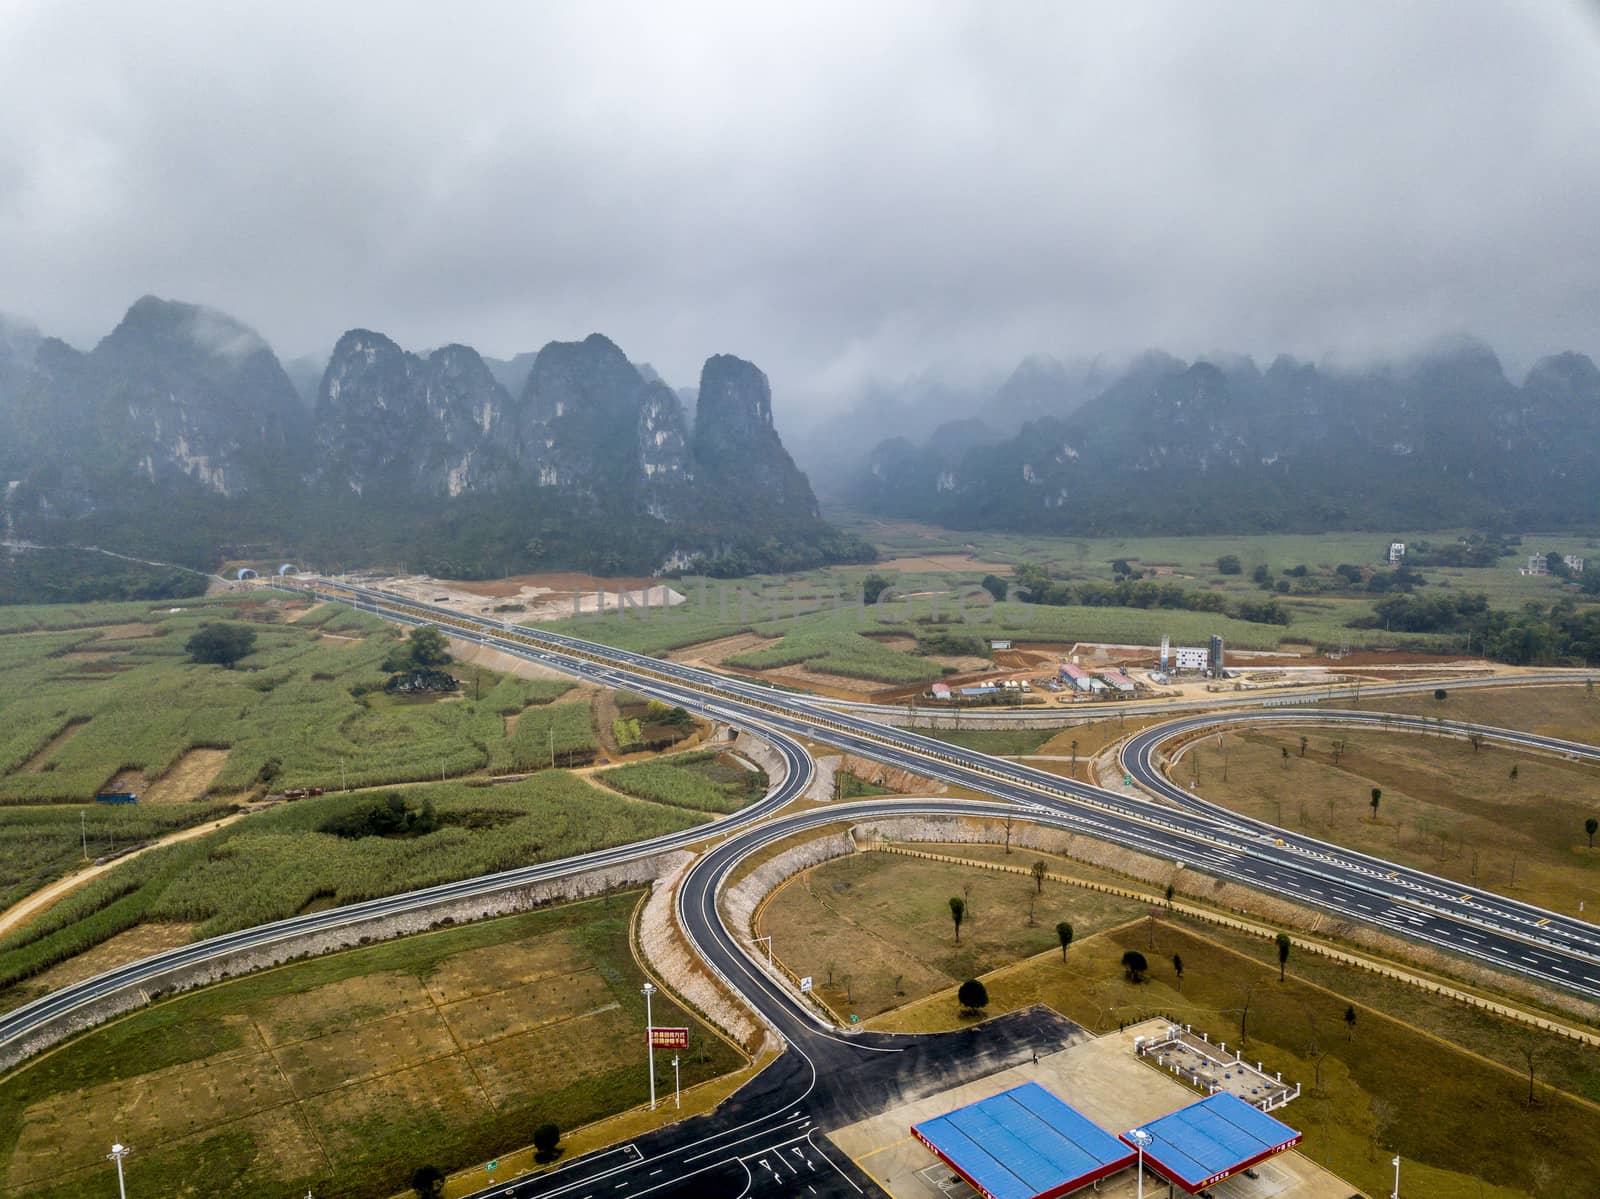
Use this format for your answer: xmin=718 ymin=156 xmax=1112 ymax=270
xmin=775 ymin=845 xmax=1600 ymax=1198
xmin=0 ymin=893 xmax=744 ymax=1199
xmin=1188 ymin=727 xmax=1600 ymax=915
xmin=0 ymin=774 xmax=706 ymax=1004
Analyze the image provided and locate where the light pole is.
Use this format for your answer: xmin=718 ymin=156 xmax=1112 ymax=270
xmin=1391 ymin=1154 xmax=1401 ymax=1198
xmin=672 ymin=1054 xmax=681 ymax=1109
xmin=1126 ymin=1128 xmax=1152 ymax=1199
xmin=641 ymin=982 xmax=657 ymax=1110
xmin=106 ymin=1143 xmax=130 ymax=1199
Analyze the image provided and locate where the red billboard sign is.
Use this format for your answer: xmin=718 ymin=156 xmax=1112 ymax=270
xmin=649 ymin=1027 xmax=689 ymax=1050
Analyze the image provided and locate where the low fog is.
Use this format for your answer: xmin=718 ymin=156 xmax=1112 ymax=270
xmin=2 ymin=2 xmax=1599 ymax=426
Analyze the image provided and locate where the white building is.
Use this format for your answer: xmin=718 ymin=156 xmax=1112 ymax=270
xmin=1565 ymin=555 xmax=1585 ymax=574
xmin=1526 ymin=554 xmax=1549 ymax=575
xmin=1388 ymin=542 xmax=1406 ymax=565
xmin=1172 ymin=646 xmax=1209 ymax=672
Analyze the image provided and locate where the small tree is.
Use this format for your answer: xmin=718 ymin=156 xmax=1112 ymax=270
xmin=1434 ymin=688 xmax=1448 ymax=701
xmin=1468 ymin=732 xmax=1484 ymax=753
xmin=1275 ymin=933 xmax=1291 ymax=982
xmin=410 ymin=1166 xmax=447 ymax=1198
xmin=1172 ymin=953 xmax=1184 ymax=987
xmin=185 ymin=622 xmax=257 ymax=668
xmin=1217 ymin=554 xmax=1243 ymax=575
xmin=980 ymin=574 xmax=1008 ymax=603
xmin=958 ymin=978 xmax=989 ymax=1013
xmin=1056 ymin=921 xmax=1074 ymax=961
xmin=1281 ymin=746 xmax=1290 ymax=768
xmin=408 ymin=626 xmax=452 ymax=666
xmin=1121 ymin=950 xmax=1148 ymax=983
xmin=949 ymin=896 xmax=965 ymax=944
xmin=1510 ymin=763 xmax=1519 ymax=782
xmin=862 ymin=573 xmax=894 ymax=605
xmin=1344 ymin=1004 xmax=1357 ymax=1039
xmin=533 ymin=1122 xmax=561 ymax=1162
xmin=1031 ymin=860 xmax=1047 ymax=894
xmin=1165 ymin=881 xmax=1175 ymax=907
xmin=1586 ymin=817 xmax=1598 ymax=851
xmin=1369 ymin=788 xmax=1382 ymax=821
xmin=1298 ymin=734 xmax=1308 ymax=758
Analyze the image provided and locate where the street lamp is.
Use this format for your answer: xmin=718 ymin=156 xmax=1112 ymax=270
xmin=641 ymin=982 xmax=657 ymax=1111
xmin=106 ymin=1143 xmax=130 ymax=1199
xmin=1391 ymin=1154 xmax=1401 ymax=1198
xmin=1126 ymin=1128 xmax=1152 ymax=1199
xmin=672 ymin=1054 xmax=681 ymax=1109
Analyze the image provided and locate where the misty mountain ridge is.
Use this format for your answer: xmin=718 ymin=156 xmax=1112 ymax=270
xmin=0 ymin=296 xmax=866 ymax=577
xmin=853 ymin=338 xmax=1600 ymax=533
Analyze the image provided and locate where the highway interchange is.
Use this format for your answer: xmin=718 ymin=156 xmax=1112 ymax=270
xmin=2 ymin=579 xmax=1597 ymax=1197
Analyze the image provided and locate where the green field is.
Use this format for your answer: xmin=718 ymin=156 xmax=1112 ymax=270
xmin=0 ymin=893 xmax=743 ymax=1199
xmin=595 ymin=750 xmax=769 ymax=815
xmin=0 ymin=773 xmax=708 ymax=1002
xmin=532 ymin=527 xmax=1599 ymax=684
xmin=0 ymin=598 xmax=575 ymax=805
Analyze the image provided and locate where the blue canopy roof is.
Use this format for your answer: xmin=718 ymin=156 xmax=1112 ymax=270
xmin=1127 ymin=1093 xmax=1300 ymax=1191
xmin=912 ymin=1083 xmax=1134 ymax=1199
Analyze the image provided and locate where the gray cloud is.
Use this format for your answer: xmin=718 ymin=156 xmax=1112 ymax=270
xmin=2 ymin=2 xmax=1598 ymax=426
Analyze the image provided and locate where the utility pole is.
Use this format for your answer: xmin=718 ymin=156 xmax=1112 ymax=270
xmin=81 ymin=810 xmax=88 ymax=860
xmin=642 ymin=982 xmax=657 ymax=1110
xmin=340 ymin=758 xmax=346 ymax=792
xmin=1391 ymin=1154 xmax=1401 ymax=1198
xmin=672 ymin=1054 xmax=681 ymax=1109
xmin=549 ymin=726 xmax=555 ymax=770
xmin=107 ymin=1144 xmax=130 ymax=1199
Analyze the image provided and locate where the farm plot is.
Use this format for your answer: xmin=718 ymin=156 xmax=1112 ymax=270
xmin=595 ymin=750 xmax=768 ymax=815
xmin=0 ymin=895 xmax=744 ymax=1199
xmin=0 ymin=772 xmax=706 ymax=998
xmin=0 ymin=601 xmax=578 ymax=804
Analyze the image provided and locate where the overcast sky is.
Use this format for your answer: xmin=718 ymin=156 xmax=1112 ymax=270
xmin=2 ymin=2 xmax=1598 ymax=419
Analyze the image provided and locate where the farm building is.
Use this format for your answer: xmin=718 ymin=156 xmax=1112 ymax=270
xmin=960 ymin=684 xmax=999 ymax=698
xmin=930 ymin=683 xmax=952 ymax=701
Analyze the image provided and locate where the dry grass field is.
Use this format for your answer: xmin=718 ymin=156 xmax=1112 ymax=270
xmin=779 ymin=840 xmax=1600 ymax=1199
xmin=1184 ymin=726 xmax=1600 ymax=915
xmin=0 ymin=894 xmax=743 ymax=1199
xmin=1332 ymin=682 xmax=1600 ymax=743
xmin=757 ymin=850 xmax=1149 ymax=1019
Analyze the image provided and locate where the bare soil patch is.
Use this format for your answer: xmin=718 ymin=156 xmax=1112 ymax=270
xmin=141 ymin=748 xmax=231 ymax=804
xmin=444 ymin=570 xmax=664 ymax=598
xmin=667 ymin=631 xmax=775 ymax=668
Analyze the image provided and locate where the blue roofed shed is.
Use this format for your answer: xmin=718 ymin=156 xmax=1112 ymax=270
xmin=911 ymin=1082 xmax=1135 ymax=1199
xmin=1123 ymin=1092 xmax=1301 ymax=1194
